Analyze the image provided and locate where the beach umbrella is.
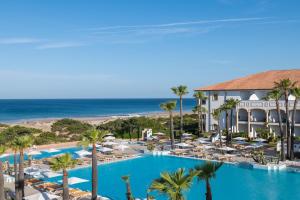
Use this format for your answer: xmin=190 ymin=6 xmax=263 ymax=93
xmin=103 ymin=141 xmax=118 ymax=146
xmin=153 ymin=132 xmax=165 ymax=136
xmin=233 ymin=137 xmax=247 ymax=141
xmin=253 ymin=138 xmax=267 ymax=142
xmin=104 ymin=136 xmax=116 ymax=141
xmin=75 ymin=150 xmax=92 ymax=157
xmin=42 ymin=148 xmax=60 ymax=153
xmin=175 ymin=143 xmax=193 ymax=148
xmin=218 ymin=146 xmax=237 ymax=151
xmin=27 ymin=150 xmax=41 ymax=156
xmin=182 ymin=133 xmax=192 ymax=137
xmin=115 ymin=144 xmax=129 ymax=151
xmin=98 ymin=147 xmax=113 ymax=153
xmin=105 ymin=133 xmax=114 ymax=136
xmin=59 ymin=177 xmax=88 ymax=185
xmin=42 ymin=171 xmax=62 ymax=178
xmin=27 ymin=192 xmax=60 ymax=200
xmin=0 ymin=153 xmax=9 ymax=158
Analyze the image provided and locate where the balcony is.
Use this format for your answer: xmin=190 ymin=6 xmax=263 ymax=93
xmin=237 ymin=100 xmax=300 ymax=110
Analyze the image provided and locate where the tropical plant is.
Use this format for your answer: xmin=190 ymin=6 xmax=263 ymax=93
xmin=0 ymin=146 xmax=6 ymax=200
xmin=78 ymin=128 xmax=107 ymax=200
xmin=49 ymin=153 xmax=78 ymax=200
xmin=212 ymin=108 xmax=222 ymax=147
xmin=160 ymin=101 xmax=177 ymax=149
xmin=226 ymin=98 xmax=240 ymax=143
xmin=274 ymin=79 xmax=297 ymax=159
xmin=12 ymin=135 xmax=33 ymax=200
xmin=220 ymin=102 xmax=231 ymax=145
xmin=251 ymin=150 xmax=267 ymax=165
xmin=193 ymin=162 xmax=223 ymax=200
xmin=171 ymin=85 xmax=189 ymax=137
xmin=9 ymin=142 xmax=19 ymax=200
xmin=267 ymin=89 xmax=285 ymax=161
xmin=291 ymin=87 xmax=300 ymax=160
xmin=193 ymin=91 xmax=207 ymax=135
xmin=149 ymin=168 xmax=196 ymax=200
xmin=121 ymin=175 xmax=134 ymax=200
xmin=193 ymin=105 xmax=207 ymax=137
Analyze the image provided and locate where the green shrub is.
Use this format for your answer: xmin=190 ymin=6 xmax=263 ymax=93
xmin=51 ymin=118 xmax=92 ymax=135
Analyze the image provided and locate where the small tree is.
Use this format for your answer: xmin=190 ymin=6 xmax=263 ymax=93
xmin=121 ymin=175 xmax=134 ymax=200
xmin=160 ymin=101 xmax=177 ymax=149
xmin=193 ymin=162 xmax=223 ymax=200
xmin=49 ymin=153 xmax=78 ymax=200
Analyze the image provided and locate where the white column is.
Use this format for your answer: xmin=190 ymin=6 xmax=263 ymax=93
xmin=248 ymin=110 xmax=251 ymax=138
xmin=236 ymin=109 xmax=239 ymax=133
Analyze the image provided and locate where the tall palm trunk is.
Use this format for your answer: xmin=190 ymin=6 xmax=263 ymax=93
xmin=230 ymin=109 xmax=233 ymax=143
xmin=276 ymin=100 xmax=285 ymax=161
xmin=199 ymin=100 xmax=203 ymax=133
xmin=205 ymin=179 xmax=212 ymax=200
xmin=14 ymin=151 xmax=19 ymax=200
xmin=0 ymin=160 xmax=5 ymax=200
xmin=218 ymin=119 xmax=222 ymax=148
xmin=170 ymin=111 xmax=175 ymax=149
xmin=19 ymin=149 xmax=25 ymax=200
xmin=125 ymin=181 xmax=132 ymax=200
xmin=180 ymin=96 xmax=183 ymax=135
xmin=291 ymin=98 xmax=298 ymax=160
xmin=226 ymin=111 xmax=230 ymax=146
xmin=197 ymin=110 xmax=201 ymax=137
xmin=92 ymin=143 xmax=98 ymax=200
xmin=284 ymin=92 xmax=291 ymax=159
xmin=63 ymin=169 xmax=69 ymax=200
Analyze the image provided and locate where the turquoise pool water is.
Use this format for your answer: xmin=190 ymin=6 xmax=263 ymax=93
xmin=45 ymin=155 xmax=300 ymax=200
xmin=0 ymin=147 xmax=82 ymax=163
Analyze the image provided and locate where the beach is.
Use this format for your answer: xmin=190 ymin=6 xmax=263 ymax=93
xmin=9 ymin=112 xmax=173 ymax=132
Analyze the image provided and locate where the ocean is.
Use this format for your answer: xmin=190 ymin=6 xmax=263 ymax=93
xmin=0 ymin=98 xmax=196 ymax=123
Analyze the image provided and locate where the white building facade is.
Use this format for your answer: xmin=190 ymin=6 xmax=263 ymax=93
xmin=195 ymin=70 xmax=300 ymax=138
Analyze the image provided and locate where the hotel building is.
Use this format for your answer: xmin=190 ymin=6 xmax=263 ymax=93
xmin=195 ymin=69 xmax=300 ymax=138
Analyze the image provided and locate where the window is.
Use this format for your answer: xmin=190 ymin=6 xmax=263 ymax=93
xmin=202 ymin=99 xmax=206 ymax=105
xmin=213 ymin=93 xmax=218 ymax=101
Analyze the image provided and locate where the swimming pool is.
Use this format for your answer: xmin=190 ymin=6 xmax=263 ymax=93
xmin=45 ymin=155 xmax=300 ymax=200
xmin=0 ymin=146 xmax=83 ymax=163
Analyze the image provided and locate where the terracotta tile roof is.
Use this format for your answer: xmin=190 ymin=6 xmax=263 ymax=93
xmin=195 ymin=69 xmax=300 ymax=91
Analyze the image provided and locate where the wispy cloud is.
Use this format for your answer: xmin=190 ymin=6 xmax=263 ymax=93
xmin=36 ymin=42 xmax=85 ymax=49
xmin=0 ymin=37 xmax=40 ymax=44
xmin=86 ymin=17 xmax=267 ymax=32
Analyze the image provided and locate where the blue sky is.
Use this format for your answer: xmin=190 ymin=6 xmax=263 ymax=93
xmin=0 ymin=0 xmax=299 ymax=98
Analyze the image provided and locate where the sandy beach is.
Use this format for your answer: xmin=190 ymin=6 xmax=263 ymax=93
xmin=8 ymin=112 xmax=176 ymax=132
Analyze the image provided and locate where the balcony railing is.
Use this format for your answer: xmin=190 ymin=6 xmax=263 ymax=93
xmin=237 ymin=100 xmax=300 ymax=110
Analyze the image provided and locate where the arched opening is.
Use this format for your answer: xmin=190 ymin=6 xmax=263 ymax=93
xmin=269 ymin=109 xmax=286 ymax=123
xmin=238 ymin=109 xmax=248 ymax=122
xmin=251 ymin=109 xmax=266 ymax=123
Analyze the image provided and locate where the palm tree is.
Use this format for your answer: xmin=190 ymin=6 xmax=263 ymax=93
xmin=9 ymin=142 xmax=19 ymax=200
xmin=193 ymin=105 xmax=207 ymax=137
xmin=79 ymin=129 xmax=107 ymax=200
xmin=274 ymin=79 xmax=297 ymax=159
xmin=12 ymin=135 xmax=33 ymax=200
xmin=149 ymin=168 xmax=195 ymax=200
xmin=49 ymin=153 xmax=78 ymax=200
xmin=0 ymin=145 xmax=7 ymax=200
xmin=171 ymin=85 xmax=189 ymax=136
xmin=212 ymin=108 xmax=222 ymax=147
xmin=121 ymin=175 xmax=134 ymax=200
xmin=220 ymin=102 xmax=231 ymax=146
xmin=194 ymin=162 xmax=223 ymax=200
xmin=160 ymin=101 xmax=177 ymax=149
xmin=226 ymin=98 xmax=240 ymax=143
xmin=291 ymin=87 xmax=300 ymax=160
xmin=193 ymin=91 xmax=207 ymax=134
xmin=267 ymin=89 xmax=285 ymax=161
